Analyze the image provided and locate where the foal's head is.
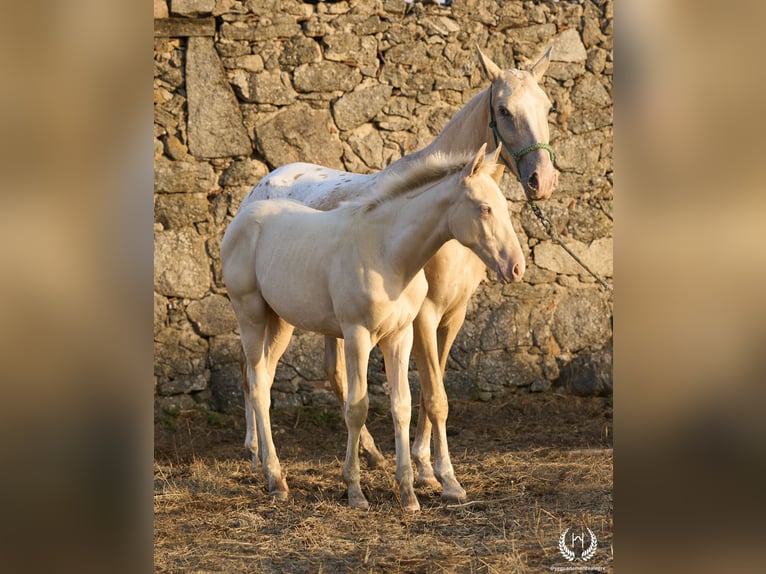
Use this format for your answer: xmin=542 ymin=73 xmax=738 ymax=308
xmin=449 ymin=144 xmax=525 ymax=284
xmin=478 ymin=48 xmax=559 ymax=201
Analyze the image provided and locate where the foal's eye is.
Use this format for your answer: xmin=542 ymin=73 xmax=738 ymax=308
xmin=549 ymin=101 xmax=558 ymax=113
xmin=498 ymin=105 xmax=510 ymax=117
xmin=480 ymin=205 xmax=492 ymax=216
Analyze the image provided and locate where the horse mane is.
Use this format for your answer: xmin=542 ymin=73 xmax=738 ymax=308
xmin=346 ymin=151 xmax=475 ymax=213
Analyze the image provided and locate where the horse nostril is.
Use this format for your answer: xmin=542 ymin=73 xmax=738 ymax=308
xmin=512 ymin=263 xmax=523 ymax=281
xmin=528 ymin=172 xmax=539 ymax=191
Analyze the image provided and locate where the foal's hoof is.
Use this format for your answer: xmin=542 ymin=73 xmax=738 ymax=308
xmin=400 ymin=492 xmax=421 ymax=513
xmin=346 ymin=482 xmax=370 ymax=510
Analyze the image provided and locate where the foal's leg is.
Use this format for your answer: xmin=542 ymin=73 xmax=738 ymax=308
xmin=411 ymin=303 xmax=467 ymax=502
xmin=380 ymin=326 xmax=420 ymax=512
xmin=340 ymin=326 xmax=373 ymax=510
xmin=324 ymin=336 xmax=386 ymax=469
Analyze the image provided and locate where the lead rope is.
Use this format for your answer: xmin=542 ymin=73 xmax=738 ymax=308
xmin=488 ymin=87 xmax=612 ymax=292
xmin=526 ymin=201 xmax=613 ymax=292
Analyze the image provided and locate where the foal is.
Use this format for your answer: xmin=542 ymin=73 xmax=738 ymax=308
xmin=221 ymin=145 xmax=524 ymax=511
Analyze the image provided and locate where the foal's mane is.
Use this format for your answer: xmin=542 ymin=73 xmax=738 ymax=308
xmin=348 ymin=151 xmax=475 ymax=213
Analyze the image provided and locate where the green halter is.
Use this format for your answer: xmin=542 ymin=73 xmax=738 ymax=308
xmin=487 ymin=88 xmax=556 ymax=182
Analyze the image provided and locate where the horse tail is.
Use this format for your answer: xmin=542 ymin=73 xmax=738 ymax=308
xmin=239 ymin=342 xmax=249 ymax=394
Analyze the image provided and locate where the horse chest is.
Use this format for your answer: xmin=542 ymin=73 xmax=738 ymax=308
xmin=353 ymin=272 xmax=429 ymax=339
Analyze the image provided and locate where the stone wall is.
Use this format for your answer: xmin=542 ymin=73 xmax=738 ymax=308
xmin=153 ymin=0 xmax=613 ymax=416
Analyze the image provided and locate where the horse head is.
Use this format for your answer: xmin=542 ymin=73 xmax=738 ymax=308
xmin=478 ymin=48 xmax=559 ymax=201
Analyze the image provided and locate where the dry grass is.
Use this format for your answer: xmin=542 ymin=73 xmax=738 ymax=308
xmin=155 ymin=393 xmax=613 ymax=573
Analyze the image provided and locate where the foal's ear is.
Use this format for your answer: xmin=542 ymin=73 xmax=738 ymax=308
xmin=530 ymin=46 xmax=552 ymax=82
xmin=476 ymin=47 xmax=502 ymax=81
xmin=464 ymin=143 xmax=488 ymax=178
xmin=488 ymin=144 xmax=505 ymax=184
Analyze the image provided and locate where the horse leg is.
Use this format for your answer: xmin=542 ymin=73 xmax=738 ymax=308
xmin=412 ymin=301 xmax=467 ymax=502
xmin=238 ymin=297 xmax=289 ymax=501
xmin=240 ymin=314 xmax=291 ymax=469
xmin=340 ymin=326 xmax=372 ymax=510
xmin=411 ymin=306 xmax=440 ymax=490
xmin=380 ymin=325 xmax=420 ymax=512
xmin=430 ymin=307 xmax=469 ymax=502
xmin=264 ymin=313 xmax=294 ymax=380
xmin=324 ymin=336 xmax=386 ymax=469
xmin=239 ymin=344 xmax=258 ymax=471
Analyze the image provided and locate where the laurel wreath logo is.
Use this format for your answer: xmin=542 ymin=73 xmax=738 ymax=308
xmin=558 ymin=527 xmax=598 ymax=562
xmin=581 ymin=528 xmax=598 ymax=561
xmin=559 ymin=528 xmax=576 ymax=561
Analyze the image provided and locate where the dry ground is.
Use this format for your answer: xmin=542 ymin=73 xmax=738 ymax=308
xmin=155 ymin=391 xmax=613 ymax=573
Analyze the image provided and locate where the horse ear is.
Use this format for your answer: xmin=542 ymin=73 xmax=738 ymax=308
xmin=464 ymin=143 xmax=488 ymax=178
xmin=530 ymin=46 xmax=552 ymax=82
xmin=476 ymin=47 xmax=502 ymax=81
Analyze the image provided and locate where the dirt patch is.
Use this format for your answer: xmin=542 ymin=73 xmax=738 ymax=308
xmin=155 ymin=392 xmax=613 ymax=572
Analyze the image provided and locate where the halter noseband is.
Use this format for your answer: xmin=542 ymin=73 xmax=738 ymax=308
xmin=487 ymin=87 xmax=556 ymax=183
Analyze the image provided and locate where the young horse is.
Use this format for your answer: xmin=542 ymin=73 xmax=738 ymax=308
xmin=222 ymin=146 xmax=524 ymax=511
xmin=240 ymin=48 xmax=559 ymax=502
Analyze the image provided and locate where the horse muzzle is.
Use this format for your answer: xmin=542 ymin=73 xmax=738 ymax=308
xmin=524 ymin=162 xmax=558 ymax=201
xmin=495 ymin=258 xmax=525 ymax=284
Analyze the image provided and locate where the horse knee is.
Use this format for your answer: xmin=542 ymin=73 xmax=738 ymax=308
xmin=423 ymin=393 xmax=448 ymax=422
xmin=391 ymin=401 xmax=412 ymax=427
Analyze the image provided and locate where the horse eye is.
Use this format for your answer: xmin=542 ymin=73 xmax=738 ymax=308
xmin=498 ymin=106 xmax=510 ymax=117
xmin=480 ymin=205 xmax=492 ymax=216
xmin=549 ymin=101 xmax=558 ymax=113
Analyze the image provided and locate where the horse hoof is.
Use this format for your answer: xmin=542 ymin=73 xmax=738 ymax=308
xmin=269 ymin=488 xmax=289 ymax=502
xmin=363 ymin=451 xmax=388 ymax=470
xmin=441 ymin=490 xmax=467 ymax=504
xmin=348 ymin=496 xmax=370 ymax=510
xmin=268 ymin=476 xmax=289 ymax=501
xmin=415 ymin=476 xmax=441 ymax=490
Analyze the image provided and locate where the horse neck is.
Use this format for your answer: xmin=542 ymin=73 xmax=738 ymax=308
xmin=373 ymin=177 xmax=460 ymax=284
xmin=420 ymin=89 xmax=495 ymax=157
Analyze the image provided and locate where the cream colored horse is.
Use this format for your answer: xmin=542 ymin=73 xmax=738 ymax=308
xmin=222 ymin=146 xmax=524 ymax=511
xmin=240 ymin=48 xmax=558 ymax=502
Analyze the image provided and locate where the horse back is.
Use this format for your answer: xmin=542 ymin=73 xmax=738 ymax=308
xmin=243 ymin=162 xmax=374 ymax=211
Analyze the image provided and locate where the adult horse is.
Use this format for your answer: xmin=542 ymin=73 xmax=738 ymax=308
xmin=240 ymin=48 xmax=558 ymax=502
xmin=222 ymin=146 xmax=524 ymax=511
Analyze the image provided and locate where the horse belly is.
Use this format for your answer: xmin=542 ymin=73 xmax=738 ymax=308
xmin=254 ymin=224 xmax=344 ymax=338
